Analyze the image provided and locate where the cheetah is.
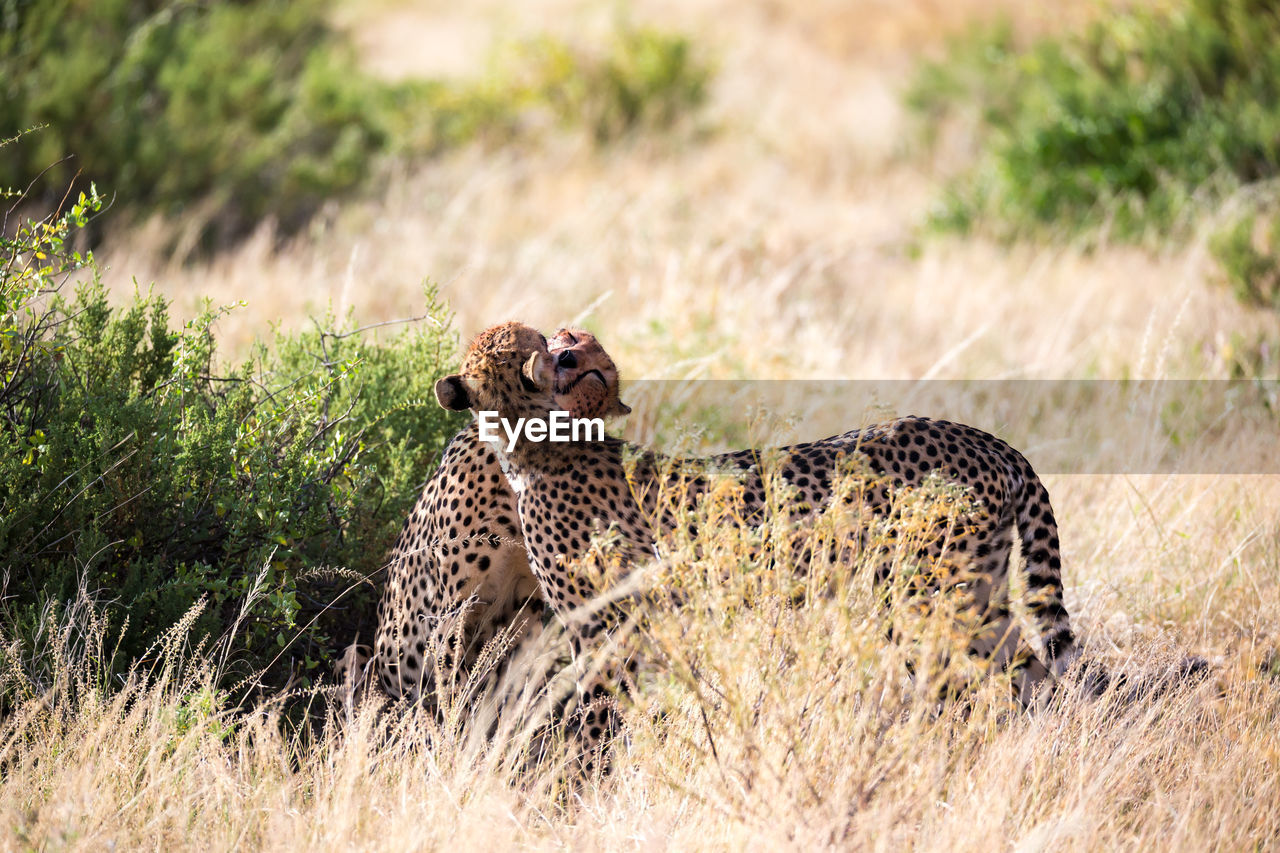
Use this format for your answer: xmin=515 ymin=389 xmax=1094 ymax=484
xmin=434 ymin=323 xmax=1080 ymax=738
xmin=359 ymin=329 xmax=629 ymax=709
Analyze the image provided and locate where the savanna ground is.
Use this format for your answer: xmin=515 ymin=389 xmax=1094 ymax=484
xmin=5 ymin=0 xmax=1280 ymax=849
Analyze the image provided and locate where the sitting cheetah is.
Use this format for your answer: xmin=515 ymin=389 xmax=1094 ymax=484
xmin=357 ymin=329 xmax=628 ymax=709
xmin=435 ymin=323 xmax=1080 ymax=742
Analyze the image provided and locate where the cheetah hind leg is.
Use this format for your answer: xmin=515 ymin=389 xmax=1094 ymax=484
xmin=561 ymin=617 xmax=642 ymax=778
xmin=964 ymin=610 xmax=1055 ymax=707
xmin=335 ymin=640 xmax=375 ymax=717
xmin=880 ymin=523 xmax=1058 ymax=708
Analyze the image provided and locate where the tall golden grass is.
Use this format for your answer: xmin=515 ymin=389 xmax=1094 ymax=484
xmin=2 ymin=468 xmax=1277 ymax=849
xmin=11 ymin=0 xmax=1280 ymax=848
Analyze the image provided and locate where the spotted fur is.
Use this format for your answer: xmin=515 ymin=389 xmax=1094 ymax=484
xmin=436 ymin=323 xmax=1081 ymax=750
xmin=356 ymin=329 xmax=627 ymax=711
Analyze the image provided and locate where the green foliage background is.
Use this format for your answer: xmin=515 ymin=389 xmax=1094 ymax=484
xmin=0 ymin=0 xmax=713 ymax=697
xmin=2 ymin=0 xmax=395 ymax=245
xmin=907 ymin=0 xmax=1280 ymax=375
xmin=1 ymin=0 xmax=711 ymax=251
xmin=908 ymin=0 xmax=1280 ymax=244
xmin=0 ymin=191 xmax=465 ymax=693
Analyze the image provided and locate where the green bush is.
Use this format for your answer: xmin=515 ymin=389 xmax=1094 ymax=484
xmin=0 ymin=187 xmax=465 ymax=693
xmin=1210 ymin=201 xmax=1280 ymax=311
xmin=2 ymin=2 xmax=714 ymax=252
xmin=907 ymin=0 xmax=1280 ymax=242
xmin=1 ymin=0 xmax=398 ymax=247
xmin=1209 ymin=201 xmax=1280 ymax=375
xmin=386 ymin=25 xmax=713 ymax=153
xmin=516 ymin=25 xmax=712 ymax=144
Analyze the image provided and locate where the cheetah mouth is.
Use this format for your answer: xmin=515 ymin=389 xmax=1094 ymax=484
xmin=555 ymin=368 xmax=606 ymax=395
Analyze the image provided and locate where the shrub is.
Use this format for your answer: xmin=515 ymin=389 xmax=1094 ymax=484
xmin=1208 ymin=201 xmax=1280 ymax=377
xmin=1 ymin=0 xmax=397 ymax=247
xmin=0 ymin=187 xmax=465 ymax=692
xmin=907 ymin=0 xmax=1280 ymax=243
xmin=2 ymin=3 xmax=714 ymax=252
xmin=516 ymin=24 xmax=712 ymax=144
xmin=1210 ymin=201 xmax=1280 ymax=311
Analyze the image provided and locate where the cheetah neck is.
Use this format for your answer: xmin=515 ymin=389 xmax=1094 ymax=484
xmin=493 ymin=446 xmax=525 ymax=495
xmin=498 ymin=433 xmax=627 ymax=481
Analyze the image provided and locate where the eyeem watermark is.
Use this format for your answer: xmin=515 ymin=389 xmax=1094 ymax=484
xmin=477 ymin=410 xmax=605 ymax=452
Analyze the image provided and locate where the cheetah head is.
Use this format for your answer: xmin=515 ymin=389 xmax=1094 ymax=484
xmin=435 ymin=321 xmax=630 ymax=422
xmin=547 ymin=327 xmax=630 ymax=420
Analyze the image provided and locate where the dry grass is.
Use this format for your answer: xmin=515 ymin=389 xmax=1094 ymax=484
xmin=2 ymin=472 xmax=1277 ymax=850
xmin=13 ymin=0 xmax=1280 ymax=849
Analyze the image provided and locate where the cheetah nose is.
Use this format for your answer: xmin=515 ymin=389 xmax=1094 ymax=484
xmin=557 ymin=350 xmax=578 ymax=369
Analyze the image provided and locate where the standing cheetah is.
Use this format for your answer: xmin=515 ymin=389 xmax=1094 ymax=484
xmin=435 ymin=323 xmax=1079 ymax=739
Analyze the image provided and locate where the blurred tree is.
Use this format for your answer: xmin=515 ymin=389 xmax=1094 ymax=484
xmin=0 ymin=0 xmax=390 ymax=250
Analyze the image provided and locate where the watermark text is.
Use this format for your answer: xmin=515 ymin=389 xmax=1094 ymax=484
xmin=478 ymin=410 xmax=605 ymax=452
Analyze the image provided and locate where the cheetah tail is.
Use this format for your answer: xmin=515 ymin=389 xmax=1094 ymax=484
xmin=1016 ymin=474 xmax=1078 ymax=677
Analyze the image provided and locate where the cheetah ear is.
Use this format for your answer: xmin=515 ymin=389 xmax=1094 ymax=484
xmin=435 ymin=374 xmax=472 ymax=411
xmin=521 ymin=351 xmax=550 ymax=390
xmin=607 ymin=399 xmax=632 ymax=418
